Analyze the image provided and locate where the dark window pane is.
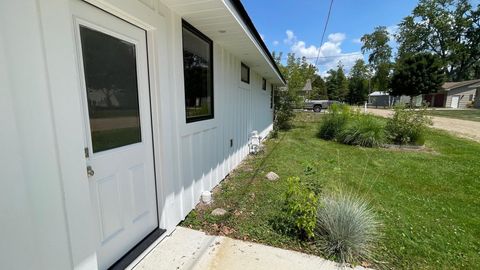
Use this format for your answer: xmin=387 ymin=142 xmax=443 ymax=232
xmin=270 ymin=84 xmax=274 ymax=109
xmin=182 ymin=22 xmax=213 ymax=122
xmin=241 ymin=63 xmax=250 ymax=83
xmin=262 ymin=78 xmax=266 ymax=90
xmin=80 ymin=26 xmax=142 ymax=153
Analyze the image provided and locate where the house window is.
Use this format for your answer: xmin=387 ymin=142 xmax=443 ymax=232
xmin=262 ymin=78 xmax=267 ymax=90
xmin=241 ymin=63 xmax=250 ymax=83
xmin=182 ymin=20 xmax=213 ymax=122
xmin=270 ymin=84 xmax=274 ymax=109
xmin=469 ymin=94 xmax=474 ymax=101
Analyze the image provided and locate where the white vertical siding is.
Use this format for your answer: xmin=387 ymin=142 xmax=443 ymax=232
xmin=1 ymin=0 xmax=276 ymax=269
xmin=168 ymin=40 xmax=274 ymax=226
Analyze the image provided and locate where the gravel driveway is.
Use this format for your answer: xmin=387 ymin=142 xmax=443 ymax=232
xmin=366 ymin=108 xmax=480 ymax=143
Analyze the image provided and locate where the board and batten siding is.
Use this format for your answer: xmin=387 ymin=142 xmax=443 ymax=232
xmin=1 ymin=0 xmax=277 ymax=269
xmin=170 ymin=17 xmax=274 ymax=224
xmin=445 ymin=86 xmax=478 ymax=108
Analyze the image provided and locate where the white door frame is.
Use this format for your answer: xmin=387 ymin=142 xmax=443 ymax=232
xmin=37 ymin=0 xmax=173 ymax=268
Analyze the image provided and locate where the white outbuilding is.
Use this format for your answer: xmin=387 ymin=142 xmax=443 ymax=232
xmin=0 ymin=0 xmax=285 ymax=269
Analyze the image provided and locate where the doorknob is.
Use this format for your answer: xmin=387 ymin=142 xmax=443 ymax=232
xmin=86 ymin=165 xmax=95 ymax=177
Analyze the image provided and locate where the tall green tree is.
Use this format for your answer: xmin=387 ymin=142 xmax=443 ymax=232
xmin=326 ymin=63 xmax=349 ymax=101
xmin=309 ymin=74 xmax=328 ymax=100
xmin=397 ymin=0 xmax=480 ymax=81
xmin=348 ymin=59 xmax=370 ymax=104
xmin=390 ymin=53 xmax=445 ymax=103
xmin=361 ymin=26 xmax=392 ymax=91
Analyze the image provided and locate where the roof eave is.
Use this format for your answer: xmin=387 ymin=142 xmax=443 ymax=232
xmin=227 ymin=0 xmax=286 ymax=85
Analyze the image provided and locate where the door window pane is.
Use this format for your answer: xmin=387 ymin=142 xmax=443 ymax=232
xmin=182 ymin=21 xmax=213 ymax=122
xmin=80 ymin=26 xmax=142 ymax=153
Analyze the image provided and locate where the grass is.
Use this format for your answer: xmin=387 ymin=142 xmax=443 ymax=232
xmin=92 ymin=127 xmax=141 ymax=152
xmin=182 ymin=112 xmax=480 ymax=269
xmin=425 ymin=109 xmax=480 ymax=122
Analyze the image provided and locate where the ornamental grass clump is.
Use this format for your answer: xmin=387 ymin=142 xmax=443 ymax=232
xmin=318 ymin=103 xmax=352 ymax=140
xmin=315 ymin=193 xmax=379 ymax=264
xmin=337 ymin=114 xmax=386 ymax=147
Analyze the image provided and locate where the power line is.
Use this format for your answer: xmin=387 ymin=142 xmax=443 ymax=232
xmin=314 ymin=0 xmax=335 ymax=68
xmin=278 ymin=52 xmax=363 ymax=60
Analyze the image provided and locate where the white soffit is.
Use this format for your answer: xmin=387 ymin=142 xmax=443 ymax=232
xmin=161 ymin=0 xmax=285 ymax=85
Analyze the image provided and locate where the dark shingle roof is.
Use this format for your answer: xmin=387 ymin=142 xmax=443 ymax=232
xmin=442 ymin=79 xmax=480 ymax=90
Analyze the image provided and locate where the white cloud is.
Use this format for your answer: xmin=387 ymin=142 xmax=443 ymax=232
xmin=283 ymin=30 xmax=296 ymax=44
xmin=386 ymin=25 xmax=399 ymax=39
xmin=328 ymin=33 xmax=346 ymax=44
xmin=352 ymin=38 xmax=362 ymax=44
xmin=284 ymin=30 xmax=363 ymax=76
xmin=273 ymin=40 xmax=279 ymax=46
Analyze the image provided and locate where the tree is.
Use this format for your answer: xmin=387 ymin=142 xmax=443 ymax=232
xmin=309 ymin=74 xmax=328 ymax=100
xmin=271 ymin=52 xmax=318 ymax=130
xmin=348 ymin=59 xmax=370 ymax=104
xmin=361 ymin=26 xmax=392 ymax=91
xmin=397 ymin=0 xmax=480 ymax=81
xmin=390 ymin=53 xmax=445 ymax=104
xmin=325 ymin=63 xmax=349 ymax=101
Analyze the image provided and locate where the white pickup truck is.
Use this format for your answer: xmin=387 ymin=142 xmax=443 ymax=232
xmin=303 ymin=99 xmax=340 ymax=112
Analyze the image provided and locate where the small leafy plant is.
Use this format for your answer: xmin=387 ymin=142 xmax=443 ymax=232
xmin=315 ymin=193 xmax=379 ymax=264
xmin=281 ymin=176 xmax=318 ymax=239
xmin=386 ymin=105 xmax=432 ymax=145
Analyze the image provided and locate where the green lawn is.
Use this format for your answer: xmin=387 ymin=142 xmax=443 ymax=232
xmin=426 ymin=109 xmax=480 ymax=122
xmin=182 ymin=112 xmax=480 ymax=269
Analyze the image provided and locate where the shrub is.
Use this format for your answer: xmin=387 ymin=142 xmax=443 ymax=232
xmin=315 ymin=193 xmax=379 ymax=264
xmin=386 ymin=105 xmax=432 ymax=145
xmin=318 ymin=104 xmax=352 ymax=140
xmin=337 ymin=114 xmax=385 ymax=147
xmin=280 ymin=176 xmax=318 ymax=239
xmin=273 ymin=90 xmax=297 ymax=132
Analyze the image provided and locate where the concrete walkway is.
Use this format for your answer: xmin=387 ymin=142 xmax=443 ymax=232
xmin=133 ymin=227 xmax=368 ymax=270
xmin=366 ymin=108 xmax=480 ymax=143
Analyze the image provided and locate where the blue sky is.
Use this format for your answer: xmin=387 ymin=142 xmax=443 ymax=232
xmin=241 ymin=0 xmax=419 ymax=75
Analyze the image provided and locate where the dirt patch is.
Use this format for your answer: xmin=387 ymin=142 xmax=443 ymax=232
xmin=382 ymin=144 xmax=439 ymax=154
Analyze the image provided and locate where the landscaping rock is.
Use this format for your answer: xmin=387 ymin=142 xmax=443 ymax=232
xmin=211 ymin=208 xmax=227 ymax=216
xmin=265 ymin=171 xmax=279 ymax=181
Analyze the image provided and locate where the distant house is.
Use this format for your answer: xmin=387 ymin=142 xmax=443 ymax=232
xmin=368 ymin=91 xmax=422 ymax=107
xmin=425 ymin=79 xmax=480 ymax=108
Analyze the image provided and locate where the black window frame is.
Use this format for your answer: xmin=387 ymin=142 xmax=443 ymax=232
xmin=182 ymin=20 xmax=214 ymax=123
xmin=241 ymin=62 xmax=250 ymax=84
xmin=262 ymin=78 xmax=267 ymax=90
xmin=270 ymin=84 xmax=274 ymax=109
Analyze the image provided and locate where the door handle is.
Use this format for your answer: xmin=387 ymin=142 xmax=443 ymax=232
xmin=86 ymin=165 xmax=95 ymax=177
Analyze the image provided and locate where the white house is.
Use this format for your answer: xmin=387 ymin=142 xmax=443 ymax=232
xmin=0 ymin=1 xmax=285 ymax=269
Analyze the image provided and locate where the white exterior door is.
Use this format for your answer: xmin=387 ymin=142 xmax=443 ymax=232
xmin=451 ymin=96 xmax=460 ymax=108
xmin=72 ymin=1 xmax=158 ymax=269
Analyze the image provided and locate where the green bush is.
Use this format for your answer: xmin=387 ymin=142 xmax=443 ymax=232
xmin=337 ymin=114 xmax=385 ymax=147
xmin=315 ymin=193 xmax=379 ymax=264
xmin=273 ymin=90 xmax=297 ymax=133
xmin=318 ymin=104 xmax=352 ymax=140
xmin=386 ymin=105 xmax=432 ymax=145
xmin=280 ymin=176 xmax=318 ymax=239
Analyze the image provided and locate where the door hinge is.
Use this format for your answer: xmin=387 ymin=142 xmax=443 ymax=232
xmin=84 ymin=147 xmax=89 ymax=158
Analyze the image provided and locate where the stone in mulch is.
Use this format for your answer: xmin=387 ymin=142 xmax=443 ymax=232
xmin=211 ymin=208 xmax=227 ymax=216
xmin=265 ymin=171 xmax=279 ymax=181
